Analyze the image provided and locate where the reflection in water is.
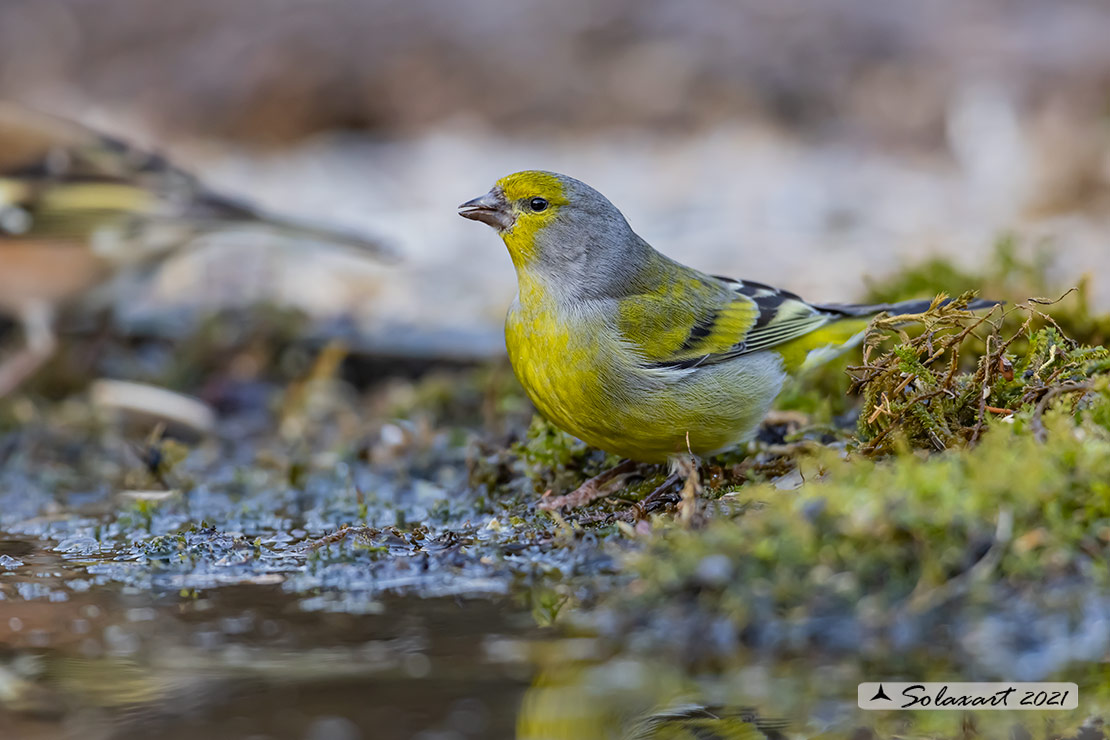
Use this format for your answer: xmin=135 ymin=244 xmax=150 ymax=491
xmin=0 ymin=569 xmax=535 ymax=740
xmin=516 ymin=659 xmax=792 ymax=740
xmin=515 ymin=656 xmax=1110 ymax=740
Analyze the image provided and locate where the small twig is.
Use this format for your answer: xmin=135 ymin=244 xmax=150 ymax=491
xmin=866 ymin=393 xmax=891 ymax=424
xmin=1030 ymin=381 xmax=1095 ymax=443
xmin=633 ymin=473 xmax=681 ymax=516
xmin=899 ymin=508 xmax=1013 ymax=614
xmin=971 ymin=335 xmax=994 ymax=443
xmin=300 ymin=525 xmax=375 ymax=552
xmin=891 ymin=373 xmax=918 ymax=397
xmin=674 ymin=456 xmax=702 ymax=526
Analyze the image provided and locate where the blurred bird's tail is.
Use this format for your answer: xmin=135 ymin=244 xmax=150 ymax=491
xmin=187 ymin=191 xmax=399 ymax=262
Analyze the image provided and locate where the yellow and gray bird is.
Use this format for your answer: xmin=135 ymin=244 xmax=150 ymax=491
xmin=459 ymin=171 xmax=994 ymax=497
xmin=0 ymin=103 xmax=393 ymax=397
xmin=515 ymin=658 xmax=792 ymax=740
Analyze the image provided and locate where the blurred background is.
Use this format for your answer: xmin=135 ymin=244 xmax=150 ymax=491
xmin=4 ymin=0 xmax=1110 ymax=358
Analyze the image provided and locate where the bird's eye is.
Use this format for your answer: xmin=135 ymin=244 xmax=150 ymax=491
xmin=529 ymin=197 xmax=549 ymax=212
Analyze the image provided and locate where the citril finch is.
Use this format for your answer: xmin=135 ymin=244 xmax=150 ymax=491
xmin=459 ymin=171 xmax=995 ymax=474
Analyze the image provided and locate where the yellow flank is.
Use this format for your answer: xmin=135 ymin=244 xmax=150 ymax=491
xmin=772 ymin=317 xmax=870 ymax=371
xmin=616 ymin=285 xmax=697 ymax=361
xmin=495 ymin=172 xmax=567 ymax=269
xmin=0 ymin=178 xmax=30 ymax=206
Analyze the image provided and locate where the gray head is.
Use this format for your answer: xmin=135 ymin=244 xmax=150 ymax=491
xmin=458 ymin=170 xmax=656 ymax=301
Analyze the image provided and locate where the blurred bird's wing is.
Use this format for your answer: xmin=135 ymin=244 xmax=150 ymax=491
xmin=0 ymin=103 xmax=396 ymax=260
xmin=0 ymin=102 xmax=185 ymax=182
xmin=625 ymin=704 xmax=789 ymax=740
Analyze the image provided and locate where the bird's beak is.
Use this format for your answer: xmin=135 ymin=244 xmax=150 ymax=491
xmin=458 ymin=188 xmax=514 ymax=230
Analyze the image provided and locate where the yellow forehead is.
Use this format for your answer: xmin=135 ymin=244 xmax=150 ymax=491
xmin=495 ymin=171 xmax=567 ymax=204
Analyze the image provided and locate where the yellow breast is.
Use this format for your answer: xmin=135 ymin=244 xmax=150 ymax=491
xmin=505 ymin=297 xmax=610 ymax=443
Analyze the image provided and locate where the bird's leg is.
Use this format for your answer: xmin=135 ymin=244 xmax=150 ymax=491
xmin=0 ymin=304 xmax=57 ymax=398
xmin=672 ymin=454 xmax=704 ymax=525
xmin=627 ymin=455 xmax=703 ymax=521
xmin=537 ymin=459 xmax=639 ymax=511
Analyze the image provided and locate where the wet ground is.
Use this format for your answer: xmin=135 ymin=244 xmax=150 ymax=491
xmin=0 ymin=362 xmax=584 ymax=739
xmin=2 ymin=342 xmax=1109 ymax=739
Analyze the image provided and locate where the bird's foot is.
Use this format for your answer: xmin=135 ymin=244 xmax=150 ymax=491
xmin=0 ymin=305 xmax=58 ymax=399
xmin=537 ymin=459 xmax=639 ymax=511
xmin=673 ymin=455 xmax=704 ymax=526
xmin=0 ymin=344 xmax=55 ymax=398
xmin=627 ymin=472 xmax=682 ymax=517
xmin=622 ymin=455 xmax=703 ymax=523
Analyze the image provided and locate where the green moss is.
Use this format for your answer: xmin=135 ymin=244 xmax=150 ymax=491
xmin=508 ymin=416 xmax=620 ymax=496
xmin=759 ymin=238 xmax=1110 ymax=463
xmin=852 ymin=292 xmax=1110 ymax=454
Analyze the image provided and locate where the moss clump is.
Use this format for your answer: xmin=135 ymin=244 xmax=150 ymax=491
xmin=851 ymin=292 xmax=1110 ymax=454
xmin=865 ymin=237 xmax=1110 ymax=350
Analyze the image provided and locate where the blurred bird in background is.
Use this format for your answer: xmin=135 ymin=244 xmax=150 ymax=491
xmin=0 ymin=103 xmax=395 ymax=397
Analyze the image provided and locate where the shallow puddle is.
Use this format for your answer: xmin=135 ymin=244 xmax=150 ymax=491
xmin=0 ymin=540 xmax=535 ymax=739
xmin=1 ymin=532 xmax=1107 ymax=740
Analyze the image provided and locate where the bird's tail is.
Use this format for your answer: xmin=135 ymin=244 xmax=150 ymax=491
xmin=784 ymin=295 xmax=1000 ymax=372
xmin=182 ymin=191 xmax=400 ymax=262
xmin=814 ymin=295 xmax=1001 ymax=318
